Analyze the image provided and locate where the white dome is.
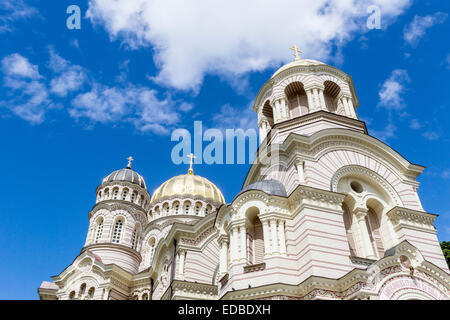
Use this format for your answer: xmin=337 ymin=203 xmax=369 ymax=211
xmin=271 ymin=59 xmax=327 ymax=79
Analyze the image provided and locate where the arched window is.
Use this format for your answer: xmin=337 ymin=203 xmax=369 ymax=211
xmin=95 ymin=217 xmax=104 ymax=244
xmin=79 ymin=283 xmax=86 ymax=298
xmin=104 ymin=188 xmax=110 ymax=200
xmin=122 ymin=188 xmax=128 ymax=201
xmin=174 ymin=202 xmax=180 ymax=214
xmin=342 ymin=203 xmax=357 ymax=256
xmin=142 ymin=293 xmax=148 ymax=300
xmin=285 ymin=82 xmax=309 ymax=118
xmin=113 ymin=188 xmax=119 ymax=200
xmin=87 ymin=287 xmax=95 ymax=299
xmin=246 ymin=207 xmax=264 ymax=264
xmin=195 ymin=203 xmax=201 ymax=215
xmin=184 ymin=202 xmax=190 ymax=215
xmin=69 ymin=291 xmax=76 ymax=300
xmin=323 ymin=81 xmax=340 ymax=113
xmin=131 ymin=192 xmax=137 ymax=203
xmin=205 ymin=205 xmax=212 ymax=215
xmin=365 ymin=208 xmax=385 ymax=258
xmin=148 ymin=237 xmax=156 ymax=265
xmin=163 ymin=203 xmax=170 ymax=215
xmin=112 ymin=218 xmax=124 ymax=243
xmin=131 ymin=225 xmax=140 ymax=250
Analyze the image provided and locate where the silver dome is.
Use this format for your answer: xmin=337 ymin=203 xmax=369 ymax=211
xmin=238 ymin=179 xmax=287 ymax=197
xmin=102 ymin=168 xmax=147 ymax=189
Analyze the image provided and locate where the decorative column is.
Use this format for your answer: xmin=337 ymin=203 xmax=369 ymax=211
xmin=296 ymin=160 xmax=305 ymax=184
xmin=346 ymin=97 xmax=357 ymax=118
xmin=313 ymin=89 xmax=320 ymax=111
xmin=318 ymin=88 xmax=327 ymax=111
xmin=239 ymin=224 xmax=247 ymax=261
xmin=279 ymin=98 xmax=288 ymax=120
xmin=270 ymin=219 xmax=279 ymax=254
xmin=278 ymin=220 xmax=287 ymax=255
xmin=306 ymin=89 xmax=315 ymax=112
xmin=178 ymin=250 xmax=186 ymax=278
xmin=273 ymin=100 xmax=281 ymax=123
xmin=354 ymin=208 xmax=376 ymax=259
xmin=219 ymin=237 xmax=229 ymax=275
xmin=230 ymin=226 xmax=239 ymax=262
xmin=262 ymin=220 xmax=270 ymax=256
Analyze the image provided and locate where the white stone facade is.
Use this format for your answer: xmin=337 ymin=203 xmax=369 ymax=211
xmin=38 ymin=59 xmax=450 ymax=300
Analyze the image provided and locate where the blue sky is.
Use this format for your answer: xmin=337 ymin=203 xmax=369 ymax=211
xmin=0 ymin=0 xmax=449 ymax=299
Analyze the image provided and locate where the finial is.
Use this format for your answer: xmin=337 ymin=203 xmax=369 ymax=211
xmin=290 ymin=45 xmax=303 ymax=61
xmin=187 ymin=153 xmax=196 ymax=175
xmin=126 ymin=156 xmax=134 ymax=169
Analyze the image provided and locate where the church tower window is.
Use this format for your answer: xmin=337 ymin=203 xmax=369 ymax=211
xmin=285 ymin=82 xmax=309 ymax=118
xmin=111 ymin=218 xmax=124 ymax=243
xmin=122 ymin=189 xmax=128 ymax=200
xmin=94 ymin=218 xmax=104 ymax=244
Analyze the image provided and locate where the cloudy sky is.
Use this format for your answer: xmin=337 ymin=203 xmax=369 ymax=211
xmin=0 ymin=0 xmax=449 ymax=299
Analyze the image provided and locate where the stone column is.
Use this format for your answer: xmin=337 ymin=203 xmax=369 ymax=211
xmin=280 ymin=98 xmax=288 ymax=120
xmin=319 ymin=89 xmax=327 ymax=111
xmin=278 ymin=220 xmax=287 ymax=255
xmin=262 ymin=220 xmax=270 ymax=256
xmin=270 ymin=219 xmax=279 ymax=254
xmin=273 ymin=100 xmax=281 ymax=123
xmin=296 ymin=160 xmax=305 ymax=184
xmin=178 ymin=250 xmax=186 ymax=278
xmin=313 ymin=89 xmax=320 ymax=111
xmin=230 ymin=227 xmax=239 ymax=262
xmin=354 ymin=208 xmax=376 ymax=259
xmin=239 ymin=224 xmax=247 ymax=261
xmin=219 ymin=238 xmax=229 ymax=274
xmin=346 ymin=97 xmax=357 ymax=118
xmin=306 ymin=89 xmax=314 ymax=112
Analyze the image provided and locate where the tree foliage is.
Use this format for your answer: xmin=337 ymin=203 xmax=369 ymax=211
xmin=441 ymin=241 xmax=450 ymax=269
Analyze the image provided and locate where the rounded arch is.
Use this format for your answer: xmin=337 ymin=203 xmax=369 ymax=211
xmin=331 ymin=165 xmax=403 ymax=207
xmin=323 ymin=80 xmax=341 ymax=112
xmin=284 ymin=81 xmax=309 ymax=118
xmin=261 ymin=100 xmax=274 ymax=127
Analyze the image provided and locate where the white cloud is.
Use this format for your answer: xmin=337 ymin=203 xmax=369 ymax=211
xmin=404 ymin=12 xmax=448 ymax=46
xmin=378 ymin=69 xmax=410 ymax=109
xmin=409 ymin=119 xmax=422 ymax=130
xmin=1 ymin=53 xmax=41 ymax=79
xmin=212 ymin=103 xmax=257 ymax=132
xmin=422 ymin=131 xmax=440 ymax=141
xmin=48 ymin=50 xmax=87 ymax=97
xmin=0 ymin=0 xmax=38 ymax=33
xmin=70 ymin=84 xmax=184 ymax=135
xmin=0 ymin=53 xmax=50 ymax=124
xmin=86 ymin=0 xmax=412 ymax=91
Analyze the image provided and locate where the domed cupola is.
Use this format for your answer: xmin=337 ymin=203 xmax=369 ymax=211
xmin=148 ymin=155 xmax=225 ymax=221
xmin=254 ymin=46 xmax=361 ymax=144
xmin=95 ymin=157 xmax=150 ymax=209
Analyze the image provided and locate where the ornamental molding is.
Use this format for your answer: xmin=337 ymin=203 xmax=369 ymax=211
xmin=180 ymin=226 xmax=217 ymax=247
xmin=95 ymin=180 xmax=150 ymax=196
xmin=387 ymin=207 xmax=437 ymax=231
xmin=89 ymin=201 xmax=147 ymax=222
xmin=150 ymin=194 xmax=223 ymax=209
xmin=164 ymin=280 xmax=218 ymax=300
xmin=331 ymin=165 xmax=403 ymax=207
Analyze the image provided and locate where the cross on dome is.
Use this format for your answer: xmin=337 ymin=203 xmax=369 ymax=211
xmin=187 ymin=153 xmax=196 ymax=175
xmin=289 ymin=45 xmax=303 ymax=61
xmin=126 ymin=156 xmax=134 ymax=169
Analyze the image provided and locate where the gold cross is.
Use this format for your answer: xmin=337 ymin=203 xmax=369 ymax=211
xmin=187 ymin=153 xmax=196 ymax=175
xmin=290 ymin=45 xmax=303 ymax=61
xmin=127 ymin=156 xmax=134 ymax=168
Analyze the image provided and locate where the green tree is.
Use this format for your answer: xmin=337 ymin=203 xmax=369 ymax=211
xmin=441 ymin=241 xmax=450 ymax=269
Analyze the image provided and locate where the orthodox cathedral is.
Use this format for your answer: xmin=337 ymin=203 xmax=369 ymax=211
xmin=38 ymin=49 xmax=450 ymax=300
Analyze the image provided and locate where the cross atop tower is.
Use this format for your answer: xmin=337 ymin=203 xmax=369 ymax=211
xmin=187 ymin=153 xmax=196 ymax=175
xmin=290 ymin=45 xmax=303 ymax=61
xmin=126 ymin=156 xmax=134 ymax=169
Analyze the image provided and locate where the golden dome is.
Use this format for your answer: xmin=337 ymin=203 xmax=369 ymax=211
xmin=150 ymin=170 xmax=225 ymax=205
